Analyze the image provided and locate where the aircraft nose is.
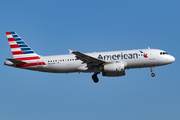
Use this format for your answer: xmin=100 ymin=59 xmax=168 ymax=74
xmin=168 ymin=55 xmax=175 ymax=63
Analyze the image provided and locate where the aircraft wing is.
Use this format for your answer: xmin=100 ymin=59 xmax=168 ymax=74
xmin=70 ymin=50 xmax=105 ymax=66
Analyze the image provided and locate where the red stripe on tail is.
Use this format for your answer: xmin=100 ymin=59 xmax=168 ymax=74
xmin=8 ymin=38 xmax=15 ymax=42
xmin=6 ymin=32 xmax=11 ymax=35
xmin=10 ymin=44 xmax=19 ymax=48
xmin=12 ymin=51 xmax=24 ymax=55
xmin=15 ymin=56 xmax=40 ymax=61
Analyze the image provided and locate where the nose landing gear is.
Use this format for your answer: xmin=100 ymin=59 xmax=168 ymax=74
xmin=151 ymin=73 xmax=155 ymax=77
xmin=150 ymin=67 xmax=155 ymax=77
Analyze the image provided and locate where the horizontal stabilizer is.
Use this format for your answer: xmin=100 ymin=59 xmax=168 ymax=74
xmin=6 ymin=58 xmax=26 ymax=64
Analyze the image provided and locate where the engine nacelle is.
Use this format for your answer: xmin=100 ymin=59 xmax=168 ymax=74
xmin=102 ymin=62 xmax=125 ymax=72
xmin=101 ymin=62 xmax=125 ymax=77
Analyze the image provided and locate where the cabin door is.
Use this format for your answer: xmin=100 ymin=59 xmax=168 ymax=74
xmin=149 ymin=50 xmax=155 ymax=60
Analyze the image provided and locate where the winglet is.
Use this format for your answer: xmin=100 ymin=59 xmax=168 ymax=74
xmin=68 ymin=49 xmax=73 ymax=54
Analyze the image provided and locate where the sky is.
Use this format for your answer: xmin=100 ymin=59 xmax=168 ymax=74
xmin=0 ymin=0 xmax=180 ymax=120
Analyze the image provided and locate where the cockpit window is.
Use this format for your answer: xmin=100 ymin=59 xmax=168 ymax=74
xmin=160 ymin=52 xmax=168 ymax=55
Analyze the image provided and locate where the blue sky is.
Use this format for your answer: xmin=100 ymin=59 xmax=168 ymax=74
xmin=0 ymin=0 xmax=180 ymax=120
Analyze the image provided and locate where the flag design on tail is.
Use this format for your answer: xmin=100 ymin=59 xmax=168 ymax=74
xmin=6 ymin=31 xmax=46 ymax=67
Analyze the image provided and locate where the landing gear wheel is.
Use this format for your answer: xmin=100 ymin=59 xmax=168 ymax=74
xmin=150 ymin=67 xmax=155 ymax=77
xmin=92 ymin=74 xmax=99 ymax=83
xmin=151 ymin=73 xmax=155 ymax=77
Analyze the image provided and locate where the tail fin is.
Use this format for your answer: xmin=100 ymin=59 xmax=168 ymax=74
xmin=6 ymin=31 xmax=45 ymax=67
xmin=6 ymin=31 xmax=39 ymax=58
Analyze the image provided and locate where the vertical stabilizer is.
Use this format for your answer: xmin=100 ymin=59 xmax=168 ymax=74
xmin=6 ymin=31 xmax=45 ymax=67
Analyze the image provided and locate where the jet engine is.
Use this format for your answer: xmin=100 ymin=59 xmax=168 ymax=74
xmin=102 ymin=62 xmax=125 ymax=72
xmin=101 ymin=62 xmax=126 ymax=77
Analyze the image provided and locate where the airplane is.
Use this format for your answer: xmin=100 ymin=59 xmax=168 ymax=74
xmin=4 ymin=31 xmax=175 ymax=83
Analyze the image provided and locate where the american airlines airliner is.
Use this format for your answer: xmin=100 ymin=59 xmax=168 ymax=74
xmin=4 ymin=31 xmax=175 ymax=83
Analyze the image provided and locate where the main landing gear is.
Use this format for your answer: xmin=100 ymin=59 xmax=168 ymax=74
xmin=150 ymin=67 xmax=155 ymax=77
xmin=92 ymin=72 xmax=100 ymax=83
